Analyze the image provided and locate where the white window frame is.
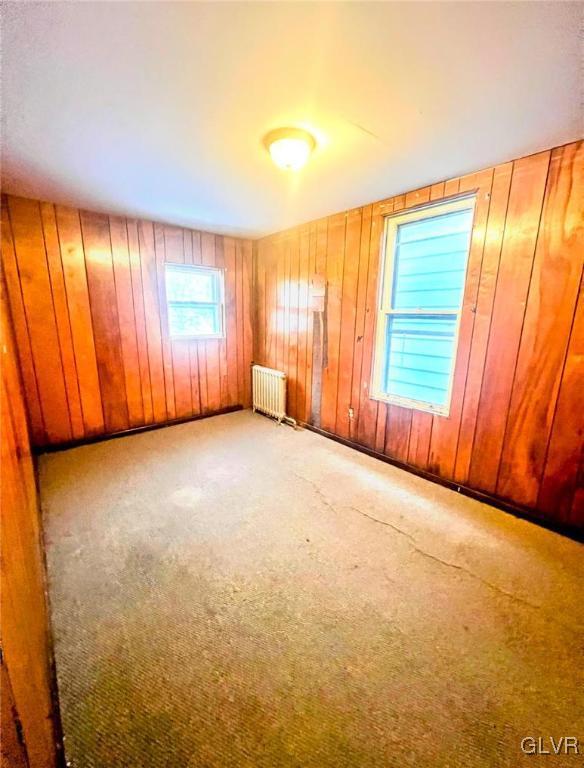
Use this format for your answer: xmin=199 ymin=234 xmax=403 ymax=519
xmin=370 ymin=194 xmax=476 ymax=417
xmin=164 ymin=263 xmax=226 ymax=340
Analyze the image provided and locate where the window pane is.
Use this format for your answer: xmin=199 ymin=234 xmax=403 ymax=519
xmin=168 ymin=304 xmax=219 ymax=337
xmin=382 ymin=314 xmax=457 ymax=407
xmin=392 ymin=209 xmax=473 ymax=310
xmin=397 ymin=209 xmax=474 ymax=243
xmin=165 ymin=265 xmax=217 ymax=303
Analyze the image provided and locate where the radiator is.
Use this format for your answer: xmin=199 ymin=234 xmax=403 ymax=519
xmin=252 ymin=365 xmax=287 ymax=423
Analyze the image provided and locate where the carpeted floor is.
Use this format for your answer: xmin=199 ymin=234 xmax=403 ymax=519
xmin=40 ymin=410 xmax=583 ymax=768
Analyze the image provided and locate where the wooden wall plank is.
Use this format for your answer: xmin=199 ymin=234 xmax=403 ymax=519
xmin=272 ymin=241 xmax=280 ymax=375
xmin=7 ymin=197 xmax=72 ymax=443
xmin=285 ymin=234 xmax=292 ymax=382
xmin=54 ymin=205 xmax=104 ymax=435
xmin=453 ymin=163 xmax=513 ymax=483
xmin=4 ymin=196 xmax=252 ymax=447
xmin=385 ymin=405 xmax=411 ymax=462
xmin=497 ymin=142 xmax=583 ymax=506
xmin=188 ymin=342 xmax=202 ymax=417
xmin=183 ymin=228 xmax=194 ymax=264
xmin=80 ymin=210 xmax=129 ymax=433
xmin=444 ymin=177 xmax=461 ymax=197
xmin=39 ymin=202 xmax=85 ymax=440
xmin=214 ymin=236 xmax=228 ymax=406
xmin=254 ymin=141 xmax=582 ymax=530
xmin=303 ymin=222 xmax=317 ymax=423
xmin=110 ymin=216 xmax=144 ymax=427
xmin=469 ymin=151 xmax=551 ymax=492
xmin=154 ymin=223 xmax=176 ymax=420
xmin=164 ymin=224 xmax=192 ymax=420
xmin=138 ymin=220 xmax=169 ymax=423
xmin=255 ymin=240 xmax=266 ymax=366
xmin=356 ymin=207 xmax=383 ymax=448
xmin=242 ymin=239 xmax=253 ymax=408
xmin=3 ymin=138 xmax=580 ymax=533
xmin=347 ymin=205 xmax=372 ymax=442
xmin=263 ymin=240 xmax=275 ymax=370
xmin=1 ymin=662 xmax=29 ymax=768
xmin=278 ymin=239 xmax=288 ymax=393
xmin=309 ymin=219 xmax=328 ymax=426
xmin=274 ymin=236 xmax=283 ymax=374
xmin=1 ymin=198 xmax=46 ymax=444
xmin=275 ymin=237 xmax=286 ymax=375
xmin=572 ymin=483 xmax=584 ymax=524
xmin=320 ymin=212 xmax=346 ymax=433
xmin=288 ymin=232 xmax=300 ymax=419
xmin=127 ymin=219 xmax=154 ymax=424
xmin=164 ymin=224 xmax=184 ymax=264
xmin=201 ymin=232 xmax=221 ymax=412
xmin=295 ymin=227 xmax=310 ymax=422
xmin=235 ymin=239 xmax=245 ymax=405
xmin=537 ymin=277 xmax=583 ymax=524
xmin=1 ymin=285 xmax=60 ymax=768
xmin=407 ymin=411 xmax=433 ymax=469
xmin=223 ymin=236 xmax=239 ymax=407
xmin=336 ymin=208 xmax=363 ymax=439
xmin=262 ymin=242 xmax=271 ymax=369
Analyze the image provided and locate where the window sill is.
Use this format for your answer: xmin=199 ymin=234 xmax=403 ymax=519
xmin=369 ymin=391 xmax=451 ymax=418
xmin=169 ymin=334 xmax=226 ymax=341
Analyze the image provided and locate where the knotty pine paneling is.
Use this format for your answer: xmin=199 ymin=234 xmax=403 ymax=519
xmin=1 ymin=282 xmax=60 ymax=768
xmin=254 ymin=141 xmax=583 ymax=530
xmin=2 ymin=195 xmax=253 ymax=447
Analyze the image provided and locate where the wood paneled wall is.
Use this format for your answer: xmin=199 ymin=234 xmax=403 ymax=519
xmin=2 ymin=195 xmax=253 ymax=447
xmin=254 ymin=141 xmax=583 ymax=530
xmin=1 ymin=145 xmax=582 ymax=529
xmin=1 ymin=283 xmax=60 ymax=768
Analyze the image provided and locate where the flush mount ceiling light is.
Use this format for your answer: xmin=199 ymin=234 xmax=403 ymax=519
xmin=263 ymin=127 xmax=316 ymax=171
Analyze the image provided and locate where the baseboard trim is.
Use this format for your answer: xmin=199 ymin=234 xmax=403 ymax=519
xmin=35 ymin=405 xmax=244 ymax=454
xmin=300 ymin=422 xmax=583 ymax=543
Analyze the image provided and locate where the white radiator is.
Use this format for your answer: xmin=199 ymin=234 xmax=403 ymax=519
xmin=252 ymin=365 xmax=287 ymax=423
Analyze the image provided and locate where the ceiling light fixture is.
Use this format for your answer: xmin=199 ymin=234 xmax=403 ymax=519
xmin=263 ymin=127 xmax=316 ymax=171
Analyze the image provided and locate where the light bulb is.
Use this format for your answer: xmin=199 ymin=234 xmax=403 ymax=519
xmin=263 ymin=128 xmax=316 ymax=171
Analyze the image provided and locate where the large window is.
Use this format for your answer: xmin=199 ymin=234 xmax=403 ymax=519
xmin=164 ymin=263 xmax=225 ymax=339
xmin=371 ymin=196 xmax=476 ymax=416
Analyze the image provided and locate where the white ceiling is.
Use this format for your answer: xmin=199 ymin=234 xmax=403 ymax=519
xmin=2 ymin=2 xmax=581 ymax=238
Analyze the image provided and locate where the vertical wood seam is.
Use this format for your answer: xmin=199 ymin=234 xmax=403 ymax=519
xmin=132 ymin=219 xmax=155 ymax=422
xmin=465 ymin=164 xmax=514 ymax=480
xmin=4 ymin=201 xmax=48 ymax=442
xmin=125 ymin=217 xmax=149 ymax=421
xmin=452 ymin=180 xmax=494 ymax=473
xmin=336 ymin=209 xmax=362 ymax=436
xmin=76 ymin=209 xmax=107 ymax=428
xmin=38 ymin=200 xmax=74 ymax=438
xmin=536 ymin=267 xmax=583 ymax=510
xmin=51 ymin=203 xmax=85 ymax=436
xmin=107 ymin=214 xmax=131 ymax=421
xmin=494 ymin=152 xmax=552 ymax=494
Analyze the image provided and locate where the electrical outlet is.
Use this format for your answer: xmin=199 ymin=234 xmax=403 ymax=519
xmin=348 ymin=407 xmax=354 ymax=419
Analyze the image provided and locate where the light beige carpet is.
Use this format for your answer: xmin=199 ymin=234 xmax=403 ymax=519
xmin=40 ymin=410 xmax=583 ymax=768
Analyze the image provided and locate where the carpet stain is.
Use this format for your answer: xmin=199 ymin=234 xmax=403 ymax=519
xmin=170 ymin=486 xmax=204 ymax=509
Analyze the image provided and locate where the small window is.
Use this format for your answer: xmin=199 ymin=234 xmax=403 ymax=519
xmin=371 ymin=196 xmax=476 ymax=416
xmin=164 ymin=263 xmax=225 ymax=339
